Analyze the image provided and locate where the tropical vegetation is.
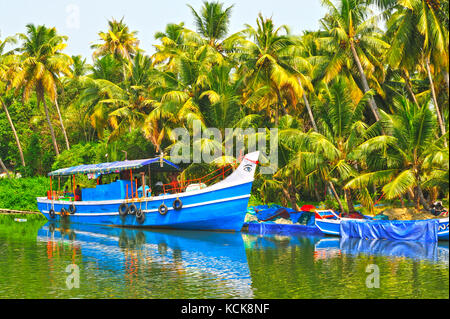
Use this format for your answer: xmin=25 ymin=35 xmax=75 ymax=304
xmin=0 ymin=0 xmax=448 ymax=213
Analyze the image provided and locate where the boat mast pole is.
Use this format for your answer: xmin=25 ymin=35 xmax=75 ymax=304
xmin=130 ymin=169 xmax=133 ymax=199
xmin=50 ymin=176 xmax=54 ymax=211
xmin=148 ymin=166 xmax=151 ymax=195
xmin=72 ymin=175 xmax=76 ymax=201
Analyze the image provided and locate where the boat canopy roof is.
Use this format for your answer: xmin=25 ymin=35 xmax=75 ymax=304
xmin=48 ymin=157 xmax=180 ymax=177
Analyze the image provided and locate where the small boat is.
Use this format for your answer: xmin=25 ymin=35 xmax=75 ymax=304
xmin=315 ymin=210 xmax=449 ymax=241
xmin=37 ymin=152 xmax=259 ymax=231
xmin=243 ymin=204 xmax=322 ymax=235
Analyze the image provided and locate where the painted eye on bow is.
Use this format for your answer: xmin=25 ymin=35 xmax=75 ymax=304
xmin=243 ymin=164 xmax=252 ymax=172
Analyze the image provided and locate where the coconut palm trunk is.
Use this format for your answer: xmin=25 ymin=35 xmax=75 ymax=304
xmin=282 ymin=186 xmax=300 ymax=211
xmin=402 ymin=71 xmax=419 ymax=107
xmin=349 ymin=41 xmax=381 ymax=122
xmin=1 ymin=98 xmax=25 ymax=167
xmin=297 ymin=78 xmax=318 ymax=131
xmin=296 ymin=79 xmax=345 ymax=212
xmin=0 ymin=157 xmax=11 ymax=178
xmin=425 ymin=56 xmax=446 ymax=139
xmin=443 ymin=70 xmax=449 ymax=91
xmin=417 ymin=185 xmax=430 ymax=211
xmin=41 ymin=96 xmax=60 ymax=155
xmin=54 ymin=98 xmax=70 ymax=150
xmin=344 ymin=188 xmax=355 ymax=213
xmin=328 ymin=180 xmax=345 ymax=213
xmin=302 ymin=94 xmax=318 ymax=131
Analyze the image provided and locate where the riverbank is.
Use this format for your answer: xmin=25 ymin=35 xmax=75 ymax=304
xmin=0 ymin=177 xmax=49 ymax=212
xmin=0 ymin=212 xmax=46 ymax=221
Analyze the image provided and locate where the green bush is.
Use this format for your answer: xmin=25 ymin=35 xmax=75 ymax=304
xmin=0 ymin=177 xmax=50 ymax=211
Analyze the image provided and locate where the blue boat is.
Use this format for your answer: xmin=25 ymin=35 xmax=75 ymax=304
xmin=37 ymin=152 xmax=259 ymax=231
xmin=315 ymin=209 xmax=449 ymax=241
xmin=243 ymin=204 xmax=322 ymax=235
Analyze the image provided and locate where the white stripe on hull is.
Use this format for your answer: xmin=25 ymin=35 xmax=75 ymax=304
xmin=37 ymin=179 xmax=253 ymax=206
xmin=41 ymin=194 xmax=250 ymax=216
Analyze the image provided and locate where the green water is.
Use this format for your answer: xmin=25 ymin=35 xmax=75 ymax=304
xmin=0 ymin=217 xmax=448 ymax=299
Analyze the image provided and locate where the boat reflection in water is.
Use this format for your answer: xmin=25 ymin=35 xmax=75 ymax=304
xmin=315 ymin=237 xmax=449 ymax=264
xmin=37 ymin=221 xmax=253 ymax=298
xmin=242 ymin=233 xmax=448 ymax=299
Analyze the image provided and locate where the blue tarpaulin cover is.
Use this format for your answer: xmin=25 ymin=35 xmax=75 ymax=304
xmin=247 ymin=205 xmax=316 ymax=226
xmin=340 ymin=219 xmax=440 ymax=242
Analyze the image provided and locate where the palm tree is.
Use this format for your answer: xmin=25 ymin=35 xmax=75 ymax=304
xmin=10 ymin=24 xmax=73 ymax=155
xmin=92 ymin=18 xmax=140 ymax=82
xmin=258 ymin=115 xmax=312 ymax=209
xmin=377 ymin=0 xmax=448 ymax=138
xmin=70 ymin=55 xmax=89 ymax=78
xmin=307 ymin=78 xmax=377 ymax=212
xmin=345 ymin=97 xmax=448 ymax=210
xmin=91 ymin=54 xmax=123 ymax=83
xmin=0 ymin=34 xmax=25 ymax=167
xmin=187 ymin=1 xmax=234 ymax=48
xmin=107 ymin=53 xmax=155 ymax=141
xmin=238 ymin=14 xmax=304 ymax=126
xmin=75 ymin=53 xmax=155 ymax=142
xmin=384 ymin=5 xmax=423 ymax=106
xmin=73 ymin=75 xmax=125 ymax=140
xmin=319 ymin=0 xmax=390 ymax=123
xmin=153 ymin=22 xmax=186 ymax=72
xmin=144 ymin=49 xmax=209 ymax=151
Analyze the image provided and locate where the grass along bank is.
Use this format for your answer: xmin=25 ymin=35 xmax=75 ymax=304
xmin=0 ymin=177 xmax=49 ymax=212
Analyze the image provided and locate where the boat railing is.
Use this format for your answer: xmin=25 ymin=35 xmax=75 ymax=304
xmin=315 ymin=209 xmax=340 ymax=220
xmin=47 ymin=190 xmax=74 ymax=201
xmin=162 ymin=164 xmax=236 ymax=195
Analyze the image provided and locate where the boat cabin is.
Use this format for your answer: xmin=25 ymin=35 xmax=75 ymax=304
xmin=47 ymin=157 xmax=181 ymax=201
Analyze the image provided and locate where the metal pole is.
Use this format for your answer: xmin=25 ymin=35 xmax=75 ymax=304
xmin=73 ymin=175 xmax=76 ymax=201
xmin=130 ymin=169 xmax=133 ymax=199
xmin=141 ymin=172 xmax=146 ymax=198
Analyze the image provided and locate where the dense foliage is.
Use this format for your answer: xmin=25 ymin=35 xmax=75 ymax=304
xmin=0 ymin=0 xmax=448 ymax=212
xmin=0 ymin=177 xmax=50 ymax=211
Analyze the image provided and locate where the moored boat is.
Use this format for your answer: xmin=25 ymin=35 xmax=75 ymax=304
xmin=315 ymin=210 xmax=449 ymax=241
xmin=37 ymin=152 xmax=259 ymax=231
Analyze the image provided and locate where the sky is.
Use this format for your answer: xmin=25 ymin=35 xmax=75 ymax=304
xmin=0 ymin=0 xmax=327 ymax=61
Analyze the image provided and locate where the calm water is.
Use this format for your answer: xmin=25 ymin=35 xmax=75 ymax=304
xmin=0 ymin=219 xmax=448 ymax=299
